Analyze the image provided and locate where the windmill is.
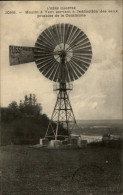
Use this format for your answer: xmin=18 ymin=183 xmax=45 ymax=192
xmin=9 ymin=23 xmax=92 ymax=141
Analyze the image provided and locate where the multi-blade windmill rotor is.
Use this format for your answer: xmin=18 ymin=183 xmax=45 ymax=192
xmin=9 ymin=23 xmax=92 ymax=140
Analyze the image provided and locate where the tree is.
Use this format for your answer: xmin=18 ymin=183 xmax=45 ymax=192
xmin=8 ymin=101 xmax=18 ymax=110
xmin=19 ymin=100 xmax=25 ymax=114
xmin=8 ymin=101 xmax=20 ymax=119
xmin=19 ymin=94 xmax=42 ymax=117
xmin=32 ymin=94 xmax=37 ymax=105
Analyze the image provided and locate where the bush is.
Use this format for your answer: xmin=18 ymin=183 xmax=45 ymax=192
xmin=88 ymin=139 xmax=123 ymax=149
xmin=1 ymin=117 xmax=49 ymax=145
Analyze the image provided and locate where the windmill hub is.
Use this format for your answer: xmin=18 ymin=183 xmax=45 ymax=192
xmin=60 ymin=50 xmax=66 ymax=57
xmin=59 ymin=50 xmax=67 ymax=63
xmin=54 ymin=50 xmax=66 ymax=57
xmin=53 ymin=43 xmax=73 ymax=63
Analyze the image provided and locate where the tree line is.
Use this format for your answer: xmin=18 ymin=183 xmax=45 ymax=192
xmin=1 ymin=94 xmax=49 ymax=145
xmin=1 ymin=94 xmax=43 ymax=121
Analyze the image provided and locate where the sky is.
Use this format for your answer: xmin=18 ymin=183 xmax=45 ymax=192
xmin=0 ymin=1 xmax=122 ymax=120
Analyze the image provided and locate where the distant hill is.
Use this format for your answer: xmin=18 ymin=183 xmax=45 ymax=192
xmin=74 ymin=119 xmax=123 ymax=136
xmin=77 ymin=119 xmax=123 ymax=128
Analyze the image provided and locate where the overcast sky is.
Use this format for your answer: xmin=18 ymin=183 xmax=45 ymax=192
xmin=0 ymin=1 xmax=122 ymax=120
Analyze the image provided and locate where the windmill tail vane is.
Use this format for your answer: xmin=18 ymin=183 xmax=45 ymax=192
xmin=9 ymin=45 xmax=35 ymax=65
xmin=9 ymin=23 xmax=92 ymax=140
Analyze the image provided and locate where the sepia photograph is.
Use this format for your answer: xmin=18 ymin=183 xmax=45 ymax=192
xmin=0 ymin=1 xmax=123 ymax=194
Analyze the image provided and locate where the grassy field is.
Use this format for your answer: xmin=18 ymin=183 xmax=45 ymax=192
xmin=0 ymin=145 xmax=122 ymax=195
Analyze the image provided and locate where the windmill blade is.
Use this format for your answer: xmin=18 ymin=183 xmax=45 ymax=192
xmin=34 ymin=23 xmax=92 ymax=82
xmin=9 ymin=45 xmax=35 ymax=65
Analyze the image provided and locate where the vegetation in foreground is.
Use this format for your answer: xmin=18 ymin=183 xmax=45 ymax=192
xmin=0 ymin=145 xmax=122 ymax=195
